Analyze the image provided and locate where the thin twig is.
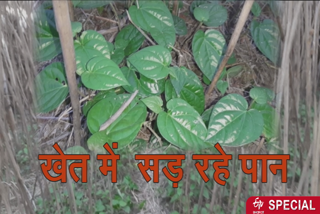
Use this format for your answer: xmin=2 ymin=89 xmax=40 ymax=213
xmin=205 ymin=0 xmax=255 ymax=98
xmin=110 ymin=2 xmax=121 ymax=30
xmin=144 ymin=122 xmax=162 ymax=146
xmin=99 ymin=90 xmax=139 ymax=131
xmin=86 ymin=13 xmax=118 ymax=24
xmin=126 ymin=10 xmax=156 ymax=46
xmin=97 ymin=27 xmax=118 ymax=35
xmin=58 ymin=95 xmax=91 ymax=121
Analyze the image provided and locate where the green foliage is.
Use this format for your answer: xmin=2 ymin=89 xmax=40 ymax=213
xmin=35 ymin=62 xmax=69 ymax=113
xmin=141 ymin=96 xmax=163 ymax=114
xmin=115 ymin=24 xmax=145 ymax=56
xmin=87 ymin=94 xmax=147 ymax=151
xmin=192 ymin=29 xmax=226 ymax=80
xmin=74 ymin=30 xmax=113 ymax=75
xmin=157 ymin=98 xmax=207 ymax=151
xmin=34 ymin=0 xmax=279 ymax=159
xmin=128 ymin=45 xmax=171 ymax=80
xmin=206 ymin=94 xmax=264 ymax=147
xmin=35 ymin=9 xmax=61 ymax=62
xmin=251 ymin=2 xmax=262 ymax=17
xmin=251 ymin=19 xmax=280 ymax=64
xmin=249 ymin=87 xmax=275 ymax=105
xmin=216 ymin=80 xmax=228 ymax=95
xmin=194 ymin=7 xmax=210 ymax=22
xmin=194 ymin=2 xmax=228 ymax=27
xmin=80 ymin=56 xmax=128 ymax=90
xmin=173 ymin=15 xmax=188 ymax=36
xmin=129 ymin=0 xmax=176 ymax=47
xmin=169 ymin=67 xmax=205 ymax=114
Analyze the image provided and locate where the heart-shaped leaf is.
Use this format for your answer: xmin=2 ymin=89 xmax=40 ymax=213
xmin=83 ymin=90 xmax=117 ymax=116
xmin=206 ymin=94 xmax=264 ymax=147
xmin=87 ymin=94 xmax=147 ymax=149
xmin=192 ymin=29 xmax=226 ymax=80
xmin=139 ymin=74 xmax=166 ymax=96
xmin=157 ymin=98 xmax=207 ymax=151
xmin=201 ymin=107 xmax=213 ymax=127
xmin=170 ymin=67 xmax=205 ymax=114
xmin=251 ymin=103 xmax=278 ymax=140
xmin=224 ymin=65 xmax=243 ymax=79
xmin=35 ymin=62 xmax=68 ymax=113
xmin=121 ymin=67 xmax=139 ymax=93
xmin=35 ymin=9 xmax=61 ymax=62
xmin=129 ymin=1 xmax=175 ymax=47
xmin=251 ymin=19 xmax=280 ymax=64
xmin=249 ymin=87 xmax=275 ymax=105
xmin=194 ymin=7 xmax=210 ymax=22
xmin=81 ymin=56 xmax=128 ymax=90
xmin=173 ymin=15 xmax=187 ymax=36
xmin=216 ymin=80 xmax=228 ymax=95
xmin=198 ymin=3 xmax=228 ymax=27
xmin=141 ymin=96 xmax=163 ymax=114
xmin=251 ymin=2 xmax=262 ymax=17
xmin=71 ymin=22 xmax=82 ymax=37
xmin=115 ymin=24 xmax=145 ymax=56
xmin=74 ymin=30 xmax=112 ymax=75
xmin=165 ymin=80 xmax=177 ymax=102
xmin=128 ymin=45 xmax=171 ymax=80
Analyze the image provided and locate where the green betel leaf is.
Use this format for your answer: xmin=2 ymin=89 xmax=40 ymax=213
xmin=72 ymin=0 xmax=110 ymax=9
xmin=172 ymin=15 xmax=187 ymax=36
xmin=35 ymin=9 xmax=61 ymax=62
xmin=251 ymin=103 xmax=278 ymax=140
xmin=128 ymin=45 xmax=171 ymax=80
xmin=141 ymin=96 xmax=163 ymax=114
xmin=157 ymin=98 xmax=207 ymax=151
xmin=121 ymin=67 xmax=139 ymax=93
xmin=198 ymin=3 xmax=228 ymax=27
xmin=192 ymin=29 xmax=226 ymax=80
xmin=35 ymin=62 xmax=68 ymax=113
xmin=74 ymin=30 xmax=112 ymax=75
xmin=71 ymin=22 xmax=82 ymax=37
xmin=251 ymin=19 xmax=280 ymax=65
xmin=65 ymin=146 xmax=88 ymax=155
xmin=83 ymin=90 xmax=117 ymax=116
xmin=216 ymin=80 xmax=228 ymax=95
xmin=87 ymin=131 xmax=111 ymax=154
xmin=194 ymin=7 xmax=209 ymax=22
xmin=206 ymin=94 xmax=264 ymax=147
xmin=128 ymin=0 xmax=176 ymax=47
xmin=87 ymin=94 xmax=147 ymax=149
xmin=224 ymin=65 xmax=243 ymax=79
xmin=139 ymin=74 xmax=166 ymax=96
xmin=165 ymin=80 xmax=177 ymax=102
xmin=201 ymin=107 xmax=213 ymax=127
xmin=251 ymin=2 xmax=262 ymax=17
xmin=81 ymin=56 xmax=128 ymax=91
xmin=170 ymin=67 xmax=205 ymax=114
xmin=115 ymin=24 xmax=145 ymax=56
xmin=249 ymin=87 xmax=275 ymax=105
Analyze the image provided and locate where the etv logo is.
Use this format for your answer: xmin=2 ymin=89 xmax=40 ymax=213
xmin=252 ymin=197 xmax=264 ymax=214
xmin=247 ymin=196 xmax=320 ymax=213
xmin=253 ymin=197 xmax=264 ymax=209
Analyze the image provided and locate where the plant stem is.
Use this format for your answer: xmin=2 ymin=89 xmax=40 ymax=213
xmin=126 ymin=10 xmax=156 ymax=46
xmin=99 ymin=90 xmax=139 ymax=131
xmin=205 ymin=0 xmax=255 ymax=99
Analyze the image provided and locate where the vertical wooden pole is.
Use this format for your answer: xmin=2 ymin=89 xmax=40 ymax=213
xmin=52 ymin=1 xmax=81 ymax=145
